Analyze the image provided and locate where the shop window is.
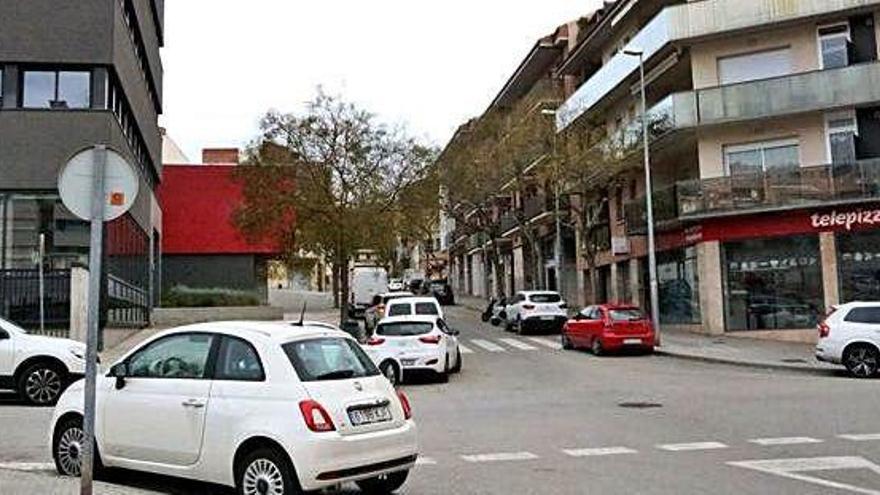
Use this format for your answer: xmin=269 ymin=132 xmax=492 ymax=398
xmin=718 ymin=47 xmax=793 ymax=85
xmin=22 ymin=70 xmax=90 ymax=109
xmin=818 ymin=23 xmax=851 ymax=70
xmin=837 ymin=230 xmax=880 ymax=302
xmin=723 ymin=236 xmax=823 ymax=331
xmin=724 ymin=139 xmax=800 ymax=176
xmin=657 ymin=247 xmax=701 ymax=325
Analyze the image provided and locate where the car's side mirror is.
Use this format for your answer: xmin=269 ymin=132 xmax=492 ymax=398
xmin=110 ymin=363 xmax=128 ymax=390
xmin=0 ymin=329 xmax=8 ymax=340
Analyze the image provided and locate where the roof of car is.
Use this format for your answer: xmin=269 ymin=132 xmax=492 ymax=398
xmin=382 ymin=291 xmax=415 ymax=297
xmin=161 ymin=321 xmax=349 ymax=344
xmin=594 ymin=303 xmax=640 ymax=310
xmin=386 ymin=296 xmax=439 ymax=304
xmin=377 ymin=315 xmax=440 ymax=325
xmin=520 ymin=290 xmax=561 ymax=296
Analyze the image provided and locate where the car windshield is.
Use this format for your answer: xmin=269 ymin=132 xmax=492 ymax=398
xmin=415 ymin=302 xmax=439 ymax=315
xmin=376 ymin=322 xmax=434 ymax=336
xmin=529 ymin=293 xmax=561 ymax=303
xmin=609 ymin=309 xmax=645 ymax=321
xmin=282 ymin=337 xmax=379 ymax=382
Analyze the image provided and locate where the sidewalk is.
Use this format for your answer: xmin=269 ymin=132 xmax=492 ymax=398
xmin=0 ymin=468 xmax=160 ymax=495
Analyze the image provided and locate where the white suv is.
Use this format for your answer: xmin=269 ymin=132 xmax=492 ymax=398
xmin=816 ymin=302 xmax=880 ymax=378
xmin=50 ymin=321 xmax=418 ymax=494
xmin=364 ymin=316 xmax=461 ymax=384
xmin=0 ymin=316 xmax=86 ymax=405
xmin=503 ymin=291 xmax=568 ymax=335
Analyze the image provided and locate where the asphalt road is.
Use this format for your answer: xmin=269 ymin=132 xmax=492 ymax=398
xmin=2 ymin=305 xmax=880 ymax=494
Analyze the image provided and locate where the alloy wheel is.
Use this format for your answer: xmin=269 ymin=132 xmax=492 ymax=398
xmin=25 ymin=367 xmax=62 ymax=404
xmin=242 ymin=458 xmax=285 ymax=495
xmin=56 ymin=425 xmax=84 ymax=476
xmin=847 ymin=347 xmax=878 ymax=378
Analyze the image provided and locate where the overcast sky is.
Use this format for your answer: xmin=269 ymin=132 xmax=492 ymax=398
xmin=159 ymin=1 xmax=602 ymax=161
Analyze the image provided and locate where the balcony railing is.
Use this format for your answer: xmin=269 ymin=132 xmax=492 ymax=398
xmin=467 ymin=232 xmax=490 ymax=251
xmin=624 ymin=186 xmax=680 ymax=235
xmin=522 ymin=195 xmax=550 ymax=221
xmin=678 ymin=160 xmax=880 ymax=218
xmin=499 ymin=212 xmax=518 ymax=234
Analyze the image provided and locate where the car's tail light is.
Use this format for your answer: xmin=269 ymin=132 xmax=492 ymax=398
xmin=397 ymin=391 xmax=413 ymax=420
xmin=419 ymin=335 xmax=442 ymax=345
xmin=523 ymin=304 xmax=536 ymax=310
xmin=366 ymin=337 xmax=386 ymax=346
xmin=299 ymin=400 xmax=336 ymax=432
xmin=818 ymin=321 xmax=831 ymax=339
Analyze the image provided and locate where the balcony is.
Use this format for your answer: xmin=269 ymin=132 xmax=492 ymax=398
xmin=499 ymin=212 xmax=519 ymax=234
xmin=603 ymin=93 xmax=697 ymax=155
xmin=624 ymin=186 xmax=681 ymax=235
xmin=467 ymin=232 xmax=490 ymax=251
xmin=678 ymin=160 xmax=880 ymax=219
xmin=557 ymin=0 xmax=880 ymax=131
xmin=523 ymin=195 xmax=551 ymax=221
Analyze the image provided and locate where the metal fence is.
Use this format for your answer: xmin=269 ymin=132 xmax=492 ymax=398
xmin=107 ymin=274 xmax=149 ymax=328
xmin=0 ymin=269 xmax=71 ymax=336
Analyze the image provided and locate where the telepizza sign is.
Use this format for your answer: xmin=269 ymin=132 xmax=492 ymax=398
xmin=810 ymin=208 xmax=880 ymax=231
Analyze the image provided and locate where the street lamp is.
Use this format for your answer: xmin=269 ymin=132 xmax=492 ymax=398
xmin=624 ymin=48 xmax=661 ymax=343
xmin=541 ymin=108 xmax=563 ymax=295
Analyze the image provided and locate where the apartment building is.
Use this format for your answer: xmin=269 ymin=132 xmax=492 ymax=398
xmin=0 ymin=0 xmax=164 ymax=329
xmin=557 ymin=0 xmax=880 ymax=340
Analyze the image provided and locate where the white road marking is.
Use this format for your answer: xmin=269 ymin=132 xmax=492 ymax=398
xmin=657 ymin=442 xmax=728 ymax=452
xmin=729 ymin=456 xmax=880 ymax=495
xmin=840 ymin=433 xmax=880 ymax=442
xmin=457 ymin=344 xmax=474 ymax=354
xmin=461 ymin=452 xmax=539 ymax=463
xmin=527 ymin=337 xmax=562 ymax=350
xmin=563 ymin=447 xmax=638 ymax=457
xmin=416 ymin=457 xmax=437 ymax=466
xmin=470 ymin=339 xmax=506 ymax=352
xmin=499 ymin=338 xmax=538 ymax=351
xmin=749 ymin=437 xmax=824 ymax=446
xmin=0 ymin=462 xmax=55 ymax=472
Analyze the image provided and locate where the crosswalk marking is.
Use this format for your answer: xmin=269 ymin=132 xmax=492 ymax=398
xmin=499 ymin=338 xmax=537 ymax=351
xmin=470 ymin=339 xmax=506 ymax=352
xmin=563 ymin=447 xmax=638 ymax=457
xmin=749 ymin=437 xmax=823 ymax=446
xmin=839 ymin=433 xmax=880 ymax=442
xmin=416 ymin=456 xmax=437 ymax=466
xmin=526 ymin=337 xmax=562 ymax=350
xmin=461 ymin=452 xmax=539 ymax=463
xmin=657 ymin=442 xmax=728 ymax=452
xmin=458 ymin=344 xmax=474 ymax=354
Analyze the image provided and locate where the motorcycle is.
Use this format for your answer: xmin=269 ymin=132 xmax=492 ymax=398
xmin=481 ymin=298 xmax=497 ymax=323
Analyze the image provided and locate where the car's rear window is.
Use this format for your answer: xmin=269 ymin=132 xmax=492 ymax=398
xmin=844 ymin=307 xmax=880 ymax=324
xmin=415 ymin=302 xmax=439 ymax=315
xmin=387 ymin=304 xmax=412 ymax=317
xmin=609 ymin=309 xmax=645 ymax=321
xmin=282 ymin=337 xmax=379 ymax=382
xmin=376 ymin=322 xmax=434 ymax=336
xmin=529 ymin=293 xmax=561 ymax=303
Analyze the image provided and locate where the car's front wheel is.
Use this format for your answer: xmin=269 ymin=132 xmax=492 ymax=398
xmin=19 ymin=361 xmax=66 ymax=406
xmin=844 ymin=344 xmax=879 ymax=378
xmin=237 ymin=447 xmax=300 ymax=495
xmin=356 ymin=470 xmax=409 ymax=494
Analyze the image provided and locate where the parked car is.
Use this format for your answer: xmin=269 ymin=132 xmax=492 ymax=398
xmin=816 ymin=302 xmax=880 ymax=378
xmin=349 ymin=266 xmax=389 ymax=319
xmin=562 ymin=304 xmax=656 ymax=355
xmin=503 ymin=291 xmax=568 ymax=334
xmin=388 ymin=278 xmax=405 ymax=292
xmin=0 ymin=316 xmax=86 ymax=405
xmin=385 ymin=297 xmax=444 ymax=320
xmin=363 ymin=316 xmax=461 ymax=383
xmin=50 ymin=321 xmax=418 ymax=494
xmin=428 ymin=279 xmax=455 ymax=305
xmin=365 ymin=291 xmax=415 ymax=333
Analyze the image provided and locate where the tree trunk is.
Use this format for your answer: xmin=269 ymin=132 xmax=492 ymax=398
xmin=338 ymin=258 xmax=350 ymax=324
xmin=331 ymin=263 xmax=340 ymax=309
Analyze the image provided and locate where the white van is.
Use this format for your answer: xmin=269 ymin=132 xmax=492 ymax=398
xmin=349 ymin=266 xmax=388 ymax=318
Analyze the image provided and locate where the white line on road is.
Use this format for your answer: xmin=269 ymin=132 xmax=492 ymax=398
xmin=461 ymin=452 xmax=539 ymax=463
xmin=729 ymin=456 xmax=880 ymax=495
xmin=839 ymin=433 xmax=880 ymax=442
xmin=499 ymin=338 xmax=537 ymax=351
xmin=416 ymin=457 xmax=437 ymax=466
xmin=470 ymin=339 xmax=506 ymax=352
xmin=457 ymin=344 xmax=474 ymax=354
xmin=563 ymin=447 xmax=638 ymax=457
xmin=657 ymin=442 xmax=728 ymax=452
xmin=526 ymin=337 xmax=562 ymax=350
xmin=749 ymin=437 xmax=824 ymax=446
xmin=0 ymin=462 xmax=55 ymax=472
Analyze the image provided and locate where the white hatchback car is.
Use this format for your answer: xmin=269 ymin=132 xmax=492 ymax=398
xmin=503 ymin=291 xmax=568 ymax=335
xmin=50 ymin=321 xmax=418 ymax=494
xmin=816 ymin=302 xmax=880 ymax=378
xmin=0 ymin=316 xmax=86 ymax=405
xmin=364 ymin=316 xmax=461 ymax=384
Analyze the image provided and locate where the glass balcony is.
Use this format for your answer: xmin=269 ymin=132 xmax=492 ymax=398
xmin=603 ymin=93 xmax=697 ymax=155
xmin=678 ymin=159 xmax=880 ymax=218
xmin=624 ymin=186 xmax=680 ymax=235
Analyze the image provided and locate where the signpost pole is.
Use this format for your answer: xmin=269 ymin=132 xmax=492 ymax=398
xmin=38 ymin=233 xmax=45 ymax=333
xmin=80 ymin=146 xmax=107 ymax=495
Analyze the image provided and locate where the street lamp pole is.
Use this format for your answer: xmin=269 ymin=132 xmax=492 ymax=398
xmin=625 ymin=49 xmax=661 ymax=343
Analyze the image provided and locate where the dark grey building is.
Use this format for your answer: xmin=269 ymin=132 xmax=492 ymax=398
xmin=0 ymin=0 xmax=164 ymax=328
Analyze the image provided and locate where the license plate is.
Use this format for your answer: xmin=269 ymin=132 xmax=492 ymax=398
xmin=401 ymin=358 xmax=417 ymax=366
xmin=349 ymin=406 xmax=392 ymax=426
xmin=624 ymin=338 xmax=643 ymax=345
xmin=541 ymin=316 xmax=556 ymax=321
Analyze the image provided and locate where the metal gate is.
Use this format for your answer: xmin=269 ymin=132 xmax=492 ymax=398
xmin=0 ymin=269 xmax=71 ymax=336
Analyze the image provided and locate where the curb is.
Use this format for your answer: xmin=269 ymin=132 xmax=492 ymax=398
xmin=654 ymin=348 xmax=837 ymax=376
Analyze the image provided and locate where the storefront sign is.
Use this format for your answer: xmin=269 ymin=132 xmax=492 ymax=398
xmin=811 ymin=208 xmax=880 ymax=231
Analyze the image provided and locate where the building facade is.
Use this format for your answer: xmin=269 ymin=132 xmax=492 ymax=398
xmin=0 ymin=0 xmax=164 ymax=328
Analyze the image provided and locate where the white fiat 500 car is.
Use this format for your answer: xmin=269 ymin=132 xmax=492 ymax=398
xmin=816 ymin=302 xmax=880 ymax=378
xmin=0 ymin=316 xmax=86 ymax=405
xmin=50 ymin=321 xmax=418 ymax=494
xmin=503 ymin=291 xmax=568 ymax=335
xmin=384 ymin=297 xmax=444 ymax=320
xmin=363 ymin=316 xmax=461 ymax=384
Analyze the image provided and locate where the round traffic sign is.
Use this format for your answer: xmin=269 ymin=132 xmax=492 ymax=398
xmin=58 ymin=147 xmax=139 ymax=221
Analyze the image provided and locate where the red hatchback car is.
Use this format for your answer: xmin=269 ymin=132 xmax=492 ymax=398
xmin=562 ymin=304 xmax=656 ymax=355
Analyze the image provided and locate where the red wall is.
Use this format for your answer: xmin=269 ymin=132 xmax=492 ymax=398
xmin=158 ymin=165 xmax=279 ymax=255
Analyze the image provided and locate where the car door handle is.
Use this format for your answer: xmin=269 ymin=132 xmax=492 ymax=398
xmin=181 ymin=399 xmax=205 ymax=409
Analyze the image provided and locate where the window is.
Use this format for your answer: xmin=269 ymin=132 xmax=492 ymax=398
xmin=282 ymin=337 xmax=379 ymax=382
xmin=657 ymin=247 xmax=701 ymax=325
xmin=837 ymin=231 xmax=880 ymax=302
xmin=818 ymin=23 xmax=851 ymax=70
xmin=128 ymin=333 xmax=215 ymax=379
xmin=844 ymin=307 xmax=880 ymax=324
xmin=609 ymin=309 xmax=645 ymax=321
xmin=718 ymin=48 xmax=793 ymax=85
xmin=387 ymin=304 xmax=411 ymax=317
xmin=529 ymin=293 xmax=562 ymax=303
xmin=826 ymin=111 xmax=858 ymax=164
xmin=214 ymin=337 xmax=264 ymax=381
xmin=376 ymin=322 xmax=433 ymax=336
xmin=22 ymin=70 xmax=90 ymax=109
xmin=724 ymin=139 xmax=800 ymax=175
xmin=0 ymin=67 xmax=4 ymax=107
xmin=415 ymin=302 xmax=439 ymax=315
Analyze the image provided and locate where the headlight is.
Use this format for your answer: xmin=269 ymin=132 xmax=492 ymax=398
xmin=69 ymin=347 xmax=85 ymax=360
